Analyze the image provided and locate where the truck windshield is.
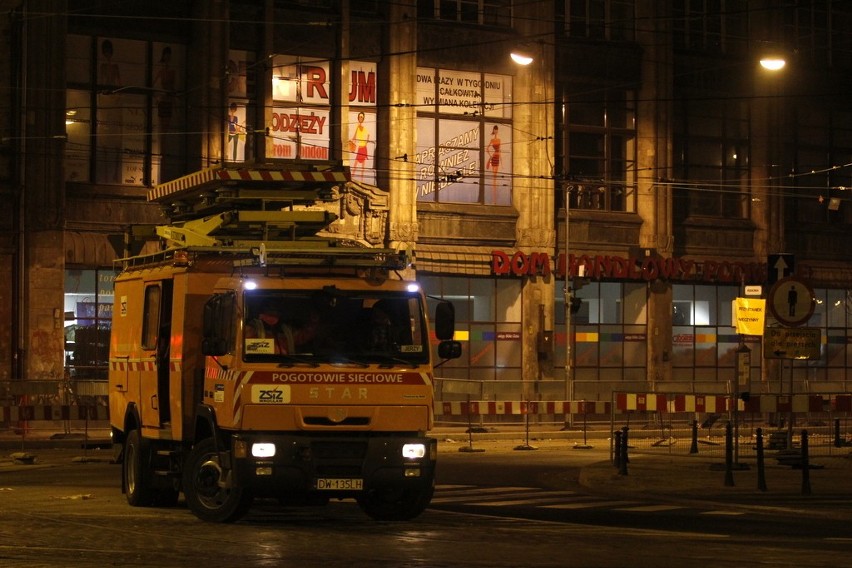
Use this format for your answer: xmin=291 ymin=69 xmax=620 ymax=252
xmin=242 ymin=289 xmax=428 ymax=366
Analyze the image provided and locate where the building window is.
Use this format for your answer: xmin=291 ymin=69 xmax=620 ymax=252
xmin=672 ymin=0 xmax=749 ymax=55
xmin=673 ymin=98 xmax=750 ymax=218
xmin=418 ymin=0 xmax=512 ymax=27
xmin=415 ymin=68 xmax=514 ymax=205
xmin=782 ymin=1 xmax=852 ymax=67
xmin=563 ymin=0 xmax=635 ymax=42
xmin=420 ymin=275 xmax=522 ymax=385
xmin=554 ymin=281 xmax=647 ymax=394
xmin=671 ymin=284 xmax=751 ymax=383
xmin=789 ymin=107 xmax=852 ymax=225
xmin=564 ymin=86 xmax=636 ymax=212
xmin=65 ymin=35 xmax=187 ymax=187
xmin=64 ymin=269 xmax=115 ymax=381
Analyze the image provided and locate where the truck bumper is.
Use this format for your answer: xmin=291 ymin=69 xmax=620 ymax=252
xmin=229 ymin=433 xmax=436 ymax=499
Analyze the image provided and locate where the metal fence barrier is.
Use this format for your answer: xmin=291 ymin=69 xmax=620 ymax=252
xmin=0 ymin=380 xmax=109 ymax=443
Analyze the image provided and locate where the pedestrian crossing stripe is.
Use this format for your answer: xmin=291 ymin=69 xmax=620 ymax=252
xmin=700 ymin=510 xmax=745 ymax=516
xmin=433 ymin=485 xmax=745 ymax=516
xmin=614 ymin=504 xmax=685 ymax=512
xmin=542 ymin=500 xmax=637 ymax=510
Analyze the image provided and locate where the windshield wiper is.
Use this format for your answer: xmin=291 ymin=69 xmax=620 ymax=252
xmin=354 ymin=352 xmax=421 ymax=368
xmin=274 ymin=354 xmax=320 ymax=368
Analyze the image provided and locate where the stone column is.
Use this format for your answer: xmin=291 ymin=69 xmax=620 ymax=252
xmin=635 ymin=0 xmax=674 ymax=387
xmin=382 ymin=1 xmax=418 ymax=279
xmin=512 ymin=11 xmax=556 ymax=401
xmin=21 ymin=1 xmax=67 ymax=381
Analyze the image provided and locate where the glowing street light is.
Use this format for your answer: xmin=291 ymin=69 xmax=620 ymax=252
xmin=510 ymin=49 xmax=534 ymax=66
xmin=759 ymin=56 xmax=786 ymax=71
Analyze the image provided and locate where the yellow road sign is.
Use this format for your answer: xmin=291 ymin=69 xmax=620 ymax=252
xmin=763 ymin=327 xmax=821 ymax=360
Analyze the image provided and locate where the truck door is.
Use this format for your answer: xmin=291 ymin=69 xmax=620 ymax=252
xmin=140 ymin=280 xmax=173 ymax=427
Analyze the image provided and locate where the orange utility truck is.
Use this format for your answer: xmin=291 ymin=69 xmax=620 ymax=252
xmin=109 ymin=163 xmax=460 ymax=522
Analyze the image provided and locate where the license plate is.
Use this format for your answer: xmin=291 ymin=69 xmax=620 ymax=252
xmin=315 ymin=478 xmax=363 ymax=491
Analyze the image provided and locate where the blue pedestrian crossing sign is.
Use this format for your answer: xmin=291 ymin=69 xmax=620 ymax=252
xmin=767 ymin=253 xmax=794 ymax=285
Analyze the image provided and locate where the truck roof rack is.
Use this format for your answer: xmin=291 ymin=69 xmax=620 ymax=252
xmin=148 ymin=162 xmax=349 ymax=221
xmin=118 ymin=162 xmax=406 ymax=271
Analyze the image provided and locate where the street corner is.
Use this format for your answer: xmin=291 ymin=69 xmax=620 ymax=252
xmin=1 ymin=451 xmax=53 ymax=472
xmin=577 ymin=459 xmax=647 ymax=494
xmin=578 ymin=453 xmax=728 ymax=497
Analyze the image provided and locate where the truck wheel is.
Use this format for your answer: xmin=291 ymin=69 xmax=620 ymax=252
xmin=182 ymin=438 xmax=253 ymax=523
xmin=356 ymin=482 xmax=434 ymax=521
xmin=124 ymin=429 xmax=156 ymax=507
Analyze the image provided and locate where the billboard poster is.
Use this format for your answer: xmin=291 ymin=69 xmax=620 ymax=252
xmin=348 ymin=61 xmax=377 ymax=107
xmin=347 ymin=109 xmax=376 ymax=184
xmin=415 ymin=119 xmax=511 ymax=205
xmin=269 ymin=56 xmax=376 ymax=168
xmin=95 ymin=37 xmax=147 ymax=186
xmin=224 ymin=49 xmax=253 ymax=163
xmin=269 ymin=106 xmax=331 ymax=161
xmin=152 ymin=42 xmax=184 ymax=182
xmin=415 ymin=68 xmax=512 ymax=119
xmin=226 ymin=100 xmax=249 ymax=162
xmin=415 ymin=67 xmax=513 ymax=205
xmin=271 ymin=56 xmax=331 ymax=104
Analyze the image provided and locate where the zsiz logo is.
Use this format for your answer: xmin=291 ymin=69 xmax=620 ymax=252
xmin=258 ymin=388 xmax=284 ymax=403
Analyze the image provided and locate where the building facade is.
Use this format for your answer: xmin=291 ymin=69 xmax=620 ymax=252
xmin=1 ymin=1 xmax=851 ymax=407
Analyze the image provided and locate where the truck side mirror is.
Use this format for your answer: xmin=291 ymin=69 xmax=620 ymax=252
xmin=438 ymin=340 xmax=462 ymax=360
xmin=202 ymin=292 xmax=235 ymax=356
xmin=434 ymin=301 xmax=455 ymax=341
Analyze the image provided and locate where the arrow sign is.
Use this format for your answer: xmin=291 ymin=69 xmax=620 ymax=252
xmin=767 ymin=253 xmax=794 ymax=285
xmin=764 ymin=327 xmax=821 ymax=360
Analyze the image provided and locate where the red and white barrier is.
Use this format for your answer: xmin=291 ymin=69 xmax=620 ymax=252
xmin=1 ymin=405 xmax=108 ymax=422
xmin=440 ymin=400 xmax=610 ymax=417
xmin=437 ymin=393 xmax=852 ymax=418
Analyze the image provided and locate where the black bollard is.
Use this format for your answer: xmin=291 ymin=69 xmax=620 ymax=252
xmin=613 ymin=430 xmax=622 ymax=469
xmin=756 ymin=427 xmax=767 ymax=492
xmin=835 ymin=418 xmax=841 ymax=449
xmin=690 ymin=420 xmax=699 ymax=454
xmin=618 ymin=429 xmax=628 ymax=476
xmin=801 ymin=429 xmax=811 ymax=495
xmin=724 ymin=421 xmax=735 ymax=487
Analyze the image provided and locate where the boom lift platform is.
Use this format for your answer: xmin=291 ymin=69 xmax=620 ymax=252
xmin=121 ymin=162 xmax=406 ymax=271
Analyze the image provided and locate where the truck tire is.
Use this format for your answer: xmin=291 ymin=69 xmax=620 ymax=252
xmin=182 ymin=437 xmax=253 ymax=523
xmin=124 ymin=429 xmax=156 ymax=507
xmin=356 ymin=482 xmax=434 ymax=521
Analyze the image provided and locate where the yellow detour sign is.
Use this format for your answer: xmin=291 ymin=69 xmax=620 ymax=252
xmin=763 ymin=327 xmax=821 ymax=360
xmin=734 ymin=297 xmax=766 ymax=335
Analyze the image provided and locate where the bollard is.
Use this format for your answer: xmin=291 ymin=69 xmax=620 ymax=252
xmin=724 ymin=421 xmax=735 ymax=487
xmin=618 ymin=428 xmax=629 ymax=476
xmin=514 ymin=401 xmax=537 ymax=451
xmin=690 ymin=420 xmax=699 ymax=454
xmin=613 ymin=430 xmax=622 ymax=469
xmin=834 ymin=418 xmax=841 ymax=449
xmin=801 ymin=429 xmax=811 ymax=495
xmin=756 ymin=427 xmax=767 ymax=492
xmin=459 ymin=406 xmax=485 ymax=453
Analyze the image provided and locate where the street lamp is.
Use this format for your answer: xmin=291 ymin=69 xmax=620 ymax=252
xmin=510 ymin=47 xmax=534 ymax=66
xmin=759 ymin=56 xmax=786 ymax=71
xmin=563 ymin=183 xmax=573 ymax=413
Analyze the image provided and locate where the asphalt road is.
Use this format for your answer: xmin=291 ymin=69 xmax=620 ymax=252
xmin=1 ymin=444 xmax=849 ymax=567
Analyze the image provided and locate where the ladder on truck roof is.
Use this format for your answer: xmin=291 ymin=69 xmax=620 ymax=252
xmin=118 ymin=162 xmax=407 ymax=271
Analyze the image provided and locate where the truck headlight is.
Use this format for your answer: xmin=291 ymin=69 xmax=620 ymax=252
xmin=251 ymin=442 xmax=276 ymax=458
xmin=402 ymin=443 xmax=426 ymax=459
